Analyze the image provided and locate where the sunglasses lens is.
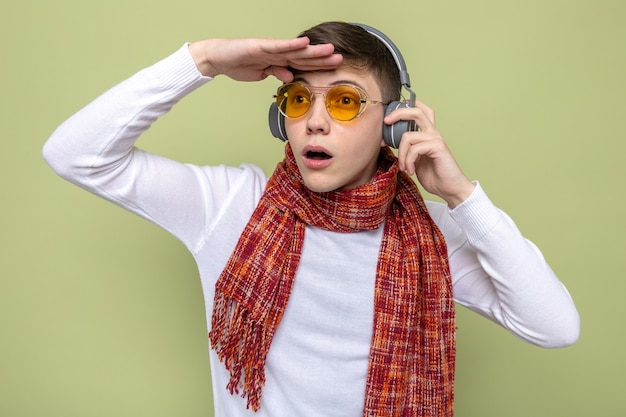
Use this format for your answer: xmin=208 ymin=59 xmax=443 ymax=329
xmin=277 ymin=84 xmax=311 ymax=118
xmin=326 ymin=85 xmax=362 ymax=121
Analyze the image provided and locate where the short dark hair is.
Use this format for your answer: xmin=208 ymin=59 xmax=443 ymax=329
xmin=296 ymin=21 xmax=401 ymax=103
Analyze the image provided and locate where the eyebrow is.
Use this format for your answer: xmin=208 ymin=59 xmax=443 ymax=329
xmin=292 ymin=76 xmax=369 ymax=92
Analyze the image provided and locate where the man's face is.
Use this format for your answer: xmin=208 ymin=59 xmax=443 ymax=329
xmin=285 ymin=66 xmax=387 ymax=193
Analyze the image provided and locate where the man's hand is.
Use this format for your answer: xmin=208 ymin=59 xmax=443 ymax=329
xmin=188 ymin=37 xmax=343 ymax=82
xmin=385 ymin=101 xmax=476 ymax=208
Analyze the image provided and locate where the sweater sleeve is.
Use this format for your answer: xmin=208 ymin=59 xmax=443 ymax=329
xmin=42 ymin=44 xmax=256 ymax=252
xmin=431 ymin=183 xmax=580 ymax=348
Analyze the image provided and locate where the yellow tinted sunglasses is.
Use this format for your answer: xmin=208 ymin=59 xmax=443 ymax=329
xmin=274 ymin=83 xmax=389 ymax=122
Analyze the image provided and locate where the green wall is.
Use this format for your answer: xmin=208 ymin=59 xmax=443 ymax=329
xmin=2 ymin=0 xmax=624 ymax=415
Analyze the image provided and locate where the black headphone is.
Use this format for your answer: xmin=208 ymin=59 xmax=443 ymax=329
xmin=268 ymin=23 xmax=416 ymax=148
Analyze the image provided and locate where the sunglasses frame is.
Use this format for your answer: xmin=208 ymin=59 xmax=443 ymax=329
xmin=274 ymin=83 xmax=390 ymax=122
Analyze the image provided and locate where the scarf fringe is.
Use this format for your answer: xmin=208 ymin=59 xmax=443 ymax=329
xmin=209 ymin=291 xmax=268 ymax=411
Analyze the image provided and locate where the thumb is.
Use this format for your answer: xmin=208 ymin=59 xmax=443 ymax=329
xmin=266 ymin=66 xmax=294 ymax=83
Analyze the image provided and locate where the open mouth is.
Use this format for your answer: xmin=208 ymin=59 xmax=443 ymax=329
xmin=306 ymin=150 xmax=332 ymax=160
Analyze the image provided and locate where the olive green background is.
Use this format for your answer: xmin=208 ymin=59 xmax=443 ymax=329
xmin=1 ymin=0 xmax=624 ymax=416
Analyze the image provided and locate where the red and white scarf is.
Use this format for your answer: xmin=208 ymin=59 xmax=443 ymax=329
xmin=210 ymin=144 xmax=456 ymax=416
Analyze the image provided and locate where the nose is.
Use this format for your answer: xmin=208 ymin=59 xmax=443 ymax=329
xmin=306 ymin=93 xmax=330 ymax=134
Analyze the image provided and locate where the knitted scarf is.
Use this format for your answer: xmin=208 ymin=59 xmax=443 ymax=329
xmin=210 ymin=144 xmax=456 ymax=416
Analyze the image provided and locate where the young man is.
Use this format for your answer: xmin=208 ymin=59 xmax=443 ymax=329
xmin=43 ymin=21 xmax=579 ymax=417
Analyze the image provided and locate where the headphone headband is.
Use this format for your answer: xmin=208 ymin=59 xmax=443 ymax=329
xmin=351 ymin=23 xmax=412 ymax=89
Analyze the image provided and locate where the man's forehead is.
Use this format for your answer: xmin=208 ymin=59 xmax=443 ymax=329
xmin=292 ymin=66 xmax=379 ymax=93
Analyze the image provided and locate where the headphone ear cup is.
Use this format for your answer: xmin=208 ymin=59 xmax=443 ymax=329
xmin=268 ymin=103 xmax=288 ymax=142
xmin=383 ymin=101 xmax=411 ymax=148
